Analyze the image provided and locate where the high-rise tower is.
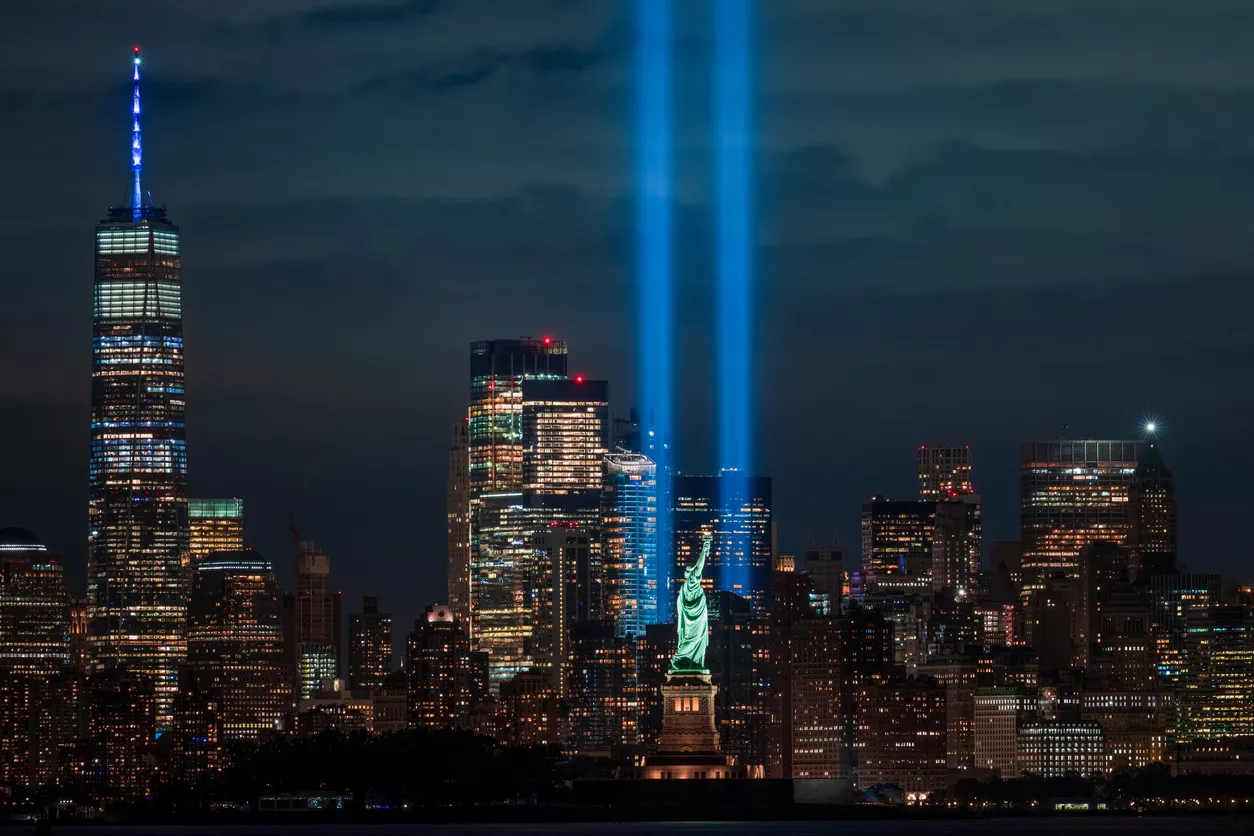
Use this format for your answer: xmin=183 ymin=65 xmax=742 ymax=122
xmin=1019 ymin=438 xmax=1140 ymax=592
xmin=446 ymin=423 xmax=471 ymax=625
xmin=1127 ymin=435 xmax=1177 ymax=575
xmin=603 ymin=451 xmax=660 ymax=637
xmin=87 ymin=48 xmax=189 ymax=727
xmin=467 ymin=338 xmax=568 ymax=684
xmin=918 ymin=446 xmax=974 ymax=500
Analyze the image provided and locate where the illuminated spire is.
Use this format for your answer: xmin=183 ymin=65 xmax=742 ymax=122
xmin=131 ymin=46 xmax=143 ymax=216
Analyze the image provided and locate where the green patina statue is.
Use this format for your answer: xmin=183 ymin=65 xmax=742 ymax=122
xmin=669 ymin=534 xmax=711 ymax=676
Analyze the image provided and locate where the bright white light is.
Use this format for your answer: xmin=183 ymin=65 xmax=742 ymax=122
xmin=1145 ymin=422 xmax=1157 ymax=434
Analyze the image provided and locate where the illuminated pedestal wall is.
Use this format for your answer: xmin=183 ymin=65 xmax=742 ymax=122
xmin=621 ymin=674 xmax=748 ymax=780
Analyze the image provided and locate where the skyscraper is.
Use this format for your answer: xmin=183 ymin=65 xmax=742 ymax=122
xmin=861 ymin=496 xmax=936 ymax=578
xmin=348 ymin=596 xmax=393 ymax=691
xmin=288 ymin=541 xmax=340 ymax=699
xmin=87 ymin=47 xmax=189 ymax=727
xmin=406 ymin=605 xmax=474 ymax=729
xmin=186 ymin=551 xmax=286 ymax=742
xmin=188 ymin=498 xmax=244 ymax=563
xmin=672 ymin=473 xmax=772 ymax=614
xmin=932 ymin=495 xmax=982 ymax=593
xmin=467 ymin=338 xmax=568 ymax=682
xmin=0 ymin=529 xmax=74 ymax=790
xmin=468 ymin=338 xmax=568 ymax=496
xmin=603 ymin=451 xmax=659 ymax=637
xmin=918 ymin=445 xmax=973 ymax=500
xmin=446 ymin=423 xmax=471 ymax=625
xmin=1019 ymin=438 xmax=1140 ymax=591
xmin=1128 ymin=436 xmax=1177 ymax=575
xmin=0 ymin=529 xmax=71 ymax=672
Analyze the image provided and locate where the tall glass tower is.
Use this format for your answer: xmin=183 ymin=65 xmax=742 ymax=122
xmin=87 ymin=48 xmax=189 ymax=727
xmin=603 ymin=452 xmax=659 ymax=637
xmin=466 ymin=338 xmax=567 ymax=686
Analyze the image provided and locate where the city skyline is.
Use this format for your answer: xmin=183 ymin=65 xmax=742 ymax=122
xmin=5 ymin=3 xmax=1254 ymax=818
xmin=3 ymin=3 xmax=1254 ymax=661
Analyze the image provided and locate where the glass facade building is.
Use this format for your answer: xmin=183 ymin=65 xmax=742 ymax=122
xmin=467 ymin=338 xmax=568 ymax=683
xmin=189 ymin=498 xmax=244 ymax=563
xmin=603 ymin=451 xmax=659 ymax=637
xmin=1019 ymin=439 xmax=1140 ymax=591
xmin=672 ymin=473 xmax=772 ymax=615
xmin=186 ymin=551 xmax=287 ymax=741
xmin=860 ymin=497 xmax=936 ymax=578
xmin=0 ymin=529 xmax=71 ymax=672
xmin=87 ymin=55 xmax=189 ymax=727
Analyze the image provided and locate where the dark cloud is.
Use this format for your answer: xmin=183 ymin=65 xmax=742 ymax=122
xmin=2 ymin=1 xmax=1253 ymax=649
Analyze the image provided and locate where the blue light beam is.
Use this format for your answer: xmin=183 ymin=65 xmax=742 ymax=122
xmin=717 ymin=0 xmax=752 ymax=594
xmin=638 ymin=0 xmax=673 ymax=623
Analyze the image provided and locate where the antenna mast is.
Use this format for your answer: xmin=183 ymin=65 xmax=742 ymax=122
xmin=131 ymin=46 xmax=143 ymax=217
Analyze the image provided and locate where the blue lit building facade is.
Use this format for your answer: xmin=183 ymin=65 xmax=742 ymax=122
xmin=87 ymin=48 xmax=189 ymax=727
xmin=672 ymin=473 xmax=772 ymax=616
xmin=603 ymin=451 xmax=659 ymax=637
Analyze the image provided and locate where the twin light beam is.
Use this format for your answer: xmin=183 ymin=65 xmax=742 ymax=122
xmin=638 ymin=0 xmax=753 ymax=606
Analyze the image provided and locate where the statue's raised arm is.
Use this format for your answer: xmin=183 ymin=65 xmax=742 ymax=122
xmin=669 ymin=533 xmax=712 ymax=676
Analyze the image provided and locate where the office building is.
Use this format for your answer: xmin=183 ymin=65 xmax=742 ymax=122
xmin=298 ymin=681 xmax=374 ymax=735
xmin=468 ymin=338 xmax=569 ymax=680
xmin=1017 ymin=721 xmax=1108 ymax=778
xmin=672 ymin=473 xmax=772 ymax=614
xmin=856 ymin=678 xmax=949 ymax=797
xmin=288 ymin=541 xmax=340 ymax=699
xmin=635 ymin=623 xmax=675 ymax=749
xmin=536 ymin=526 xmax=596 ymax=693
xmin=188 ymin=498 xmax=244 ymax=562
xmin=0 ymin=529 xmax=74 ymax=790
xmin=861 ymin=497 xmax=935 ymax=579
xmin=1080 ymin=691 xmax=1168 ymax=772
xmin=0 ymin=529 xmax=71 ymax=672
xmin=87 ymin=48 xmax=189 ymax=728
xmin=406 ymin=604 xmax=475 ymax=729
xmin=72 ymin=668 xmax=158 ymax=802
xmin=1149 ymin=573 xmax=1221 ymax=684
xmin=1019 ymin=438 xmax=1140 ymax=590
xmin=918 ymin=445 xmax=973 ymax=500
xmin=707 ymin=592 xmax=770 ymax=775
xmin=805 ymin=548 xmax=843 ymax=616
xmin=468 ymin=337 xmax=569 ymax=496
xmin=186 ymin=551 xmax=287 ymax=742
xmin=567 ymin=620 xmax=639 ymax=756
xmin=973 ymin=686 xmax=1038 ymax=778
xmin=603 ymin=451 xmax=660 ymax=637
xmin=1179 ymin=605 xmax=1254 ymax=742
xmin=788 ymin=617 xmax=844 ymax=778
xmin=500 ymin=670 xmax=565 ymax=746
xmin=1127 ymin=437 xmax=1177 ymax=575
xmin=348 ymin=596 xmax=392 ymax=691
xmin=446 ymin=423 xmax=471 ymax=625
xmin=932 ymin=495 xmax=981 ymax=594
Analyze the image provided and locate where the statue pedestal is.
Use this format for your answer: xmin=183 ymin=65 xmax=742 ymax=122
xmin=619 ymin=673 xmax=747 ymax=780
xmin=657 ymin=673 xmax=720 ymax=755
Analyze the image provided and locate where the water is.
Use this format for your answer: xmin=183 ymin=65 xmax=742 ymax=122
xmin=57 ymin=817 xmax=1254 ymax=836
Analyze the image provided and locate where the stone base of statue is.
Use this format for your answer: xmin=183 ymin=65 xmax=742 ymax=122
xmin=618 ymin=673 xmax=748 ymax=780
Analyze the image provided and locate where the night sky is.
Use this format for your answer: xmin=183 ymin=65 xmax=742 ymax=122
xmin=3 ymin=2 xmax=1253 ymax=645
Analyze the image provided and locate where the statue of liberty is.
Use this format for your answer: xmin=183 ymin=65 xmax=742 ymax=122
xmin=669 ymin=534 xmax=711 ymax=676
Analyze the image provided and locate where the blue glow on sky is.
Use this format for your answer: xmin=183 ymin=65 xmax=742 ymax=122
xmin=717 ymin=0 xmax=752 ymax=594
xmin=638 ymin=0 xmax=672 ymax=622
